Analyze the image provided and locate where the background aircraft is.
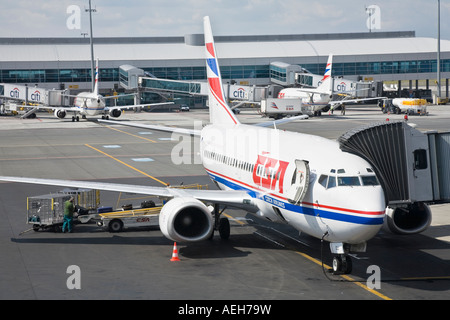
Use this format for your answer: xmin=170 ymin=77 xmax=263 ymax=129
xmin=41 ymin=58 xmax=173 ymax=121
xmin=278 ymin=55 xmax=379 ymax=115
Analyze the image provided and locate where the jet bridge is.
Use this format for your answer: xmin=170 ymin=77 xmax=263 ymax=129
xmin=0 ymin=83 xmax=68 ymax=117
xmin=338 ymin=121 xmax=450 ymax=235
xmin=338 ymin=121 xmax=450 ymax=206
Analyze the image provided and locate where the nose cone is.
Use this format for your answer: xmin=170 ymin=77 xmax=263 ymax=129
xmin=326 ymin=186 xmax=386 ymax=244
xmin=347 ymin=186 xmax=386 ymax=243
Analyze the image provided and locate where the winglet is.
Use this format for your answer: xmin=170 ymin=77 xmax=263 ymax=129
xmin=203 ymin=16 xmax=239 ymax=125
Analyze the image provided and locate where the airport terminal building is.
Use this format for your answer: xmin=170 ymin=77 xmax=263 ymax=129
xmin=1 ymin=31 xmax=450 ymax=98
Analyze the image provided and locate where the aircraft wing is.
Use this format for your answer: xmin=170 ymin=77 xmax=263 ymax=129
xmin=98 ymin=119 xmax=201 ymax=136
xmin=329 ymin=97 xmax=384 ymax=108
xmin=255 ymin=114 xmax=309 ymax=127
xmin=105 ymin=101 xmax=175 ymax=111
xmin=0 ymin=176 xmax=254 ymax=207
xmin=100 ymin=114 xmax=308 ymax=132
xmin=36 ymin=105 xmax=80 ymax=112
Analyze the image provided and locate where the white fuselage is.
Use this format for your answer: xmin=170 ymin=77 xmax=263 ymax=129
xmin=74 ymin=92 xmax=106 ymax=117
xmin=200 ymin=123 xmax=386 ymax=244
xmin=278 ymin=88 xmax=331 ymax=112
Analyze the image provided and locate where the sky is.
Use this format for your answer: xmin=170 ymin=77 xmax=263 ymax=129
xmin=1 ymin=0 xmax=449 ymax=40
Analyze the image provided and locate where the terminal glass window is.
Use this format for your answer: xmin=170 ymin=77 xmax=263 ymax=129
xmin=270 ymin=65 xmax=287 ymax=83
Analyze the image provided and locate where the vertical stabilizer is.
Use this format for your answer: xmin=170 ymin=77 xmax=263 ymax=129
xmin=203 ymin=16 xmax=239 ymax=125
xmin=317 ymin=54 xmax=333 ymax=93
xmin=93 ymin=58 xmax=99 ymax=95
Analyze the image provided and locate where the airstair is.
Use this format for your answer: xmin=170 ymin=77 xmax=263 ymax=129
xmin=338 ymin=121 xmax=450 ymax=206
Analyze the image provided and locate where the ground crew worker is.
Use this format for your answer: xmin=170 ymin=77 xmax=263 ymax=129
xmin=62 ymin=196 xmax=75 ymax=233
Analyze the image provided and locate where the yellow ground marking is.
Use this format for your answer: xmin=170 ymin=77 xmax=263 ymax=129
xmin=85 ymin=144 xmax=168 ymax=186
xmin=101 ymin=125 xmax=157 ymax=143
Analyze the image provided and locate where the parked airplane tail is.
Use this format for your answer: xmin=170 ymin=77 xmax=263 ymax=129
xmin=203 ymin=16 xmax=240 ymax=125
xmin=317 ymin=54 xmax=333 ymax=93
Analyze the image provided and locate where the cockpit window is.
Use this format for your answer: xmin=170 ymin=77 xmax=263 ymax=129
xmin=361 ymin=175 xmax=380 ymax=186
xmin=319 ymin=172 xmax=381 ymax=189
xmin=327 ymin=176 xmax=336 ymax=188
xmin=337 ymin=176 xmax=361 ymax=186
xmin=318 ymin=175 xmax=328 ymax=188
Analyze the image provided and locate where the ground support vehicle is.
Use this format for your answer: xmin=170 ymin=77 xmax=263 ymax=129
xmin=380 ymin=98 xmax=428 ymax=115
xmin=97 ymin=207 xmax=162 ymax=232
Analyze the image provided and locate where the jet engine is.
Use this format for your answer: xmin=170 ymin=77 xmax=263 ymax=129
xmin=54 ymin=109 xmax=66 ymax=119
xmin=384 ymin=202 xmax=432 ymax=235
xmin=159 ymin=197 xmax=214 ymax=242
xmin=109 ymin=109 xmax=122 ymax=118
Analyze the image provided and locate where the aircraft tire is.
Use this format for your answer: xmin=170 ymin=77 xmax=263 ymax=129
xmin=218 ymin=217 xmax=230 ymax=240
xmin=332 ymin=255 xmax=352 ymax=274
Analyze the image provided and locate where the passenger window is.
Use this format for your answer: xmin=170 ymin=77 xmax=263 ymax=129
xmin=327 ymin=176 xmax=336 ymax=188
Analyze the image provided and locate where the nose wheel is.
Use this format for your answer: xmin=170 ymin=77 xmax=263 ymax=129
xmin=332 ymin=255 xmax=353 ymax=274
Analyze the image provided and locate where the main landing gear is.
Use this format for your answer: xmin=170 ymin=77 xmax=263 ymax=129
xmin=211 ymin=204 xmax=230 ymax=240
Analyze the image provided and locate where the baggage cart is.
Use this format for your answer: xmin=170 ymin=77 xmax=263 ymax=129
xmin=27 ymin=194 xmax=72 ymax=232
xmin=59 ymin=188 xmax=100 ymax=211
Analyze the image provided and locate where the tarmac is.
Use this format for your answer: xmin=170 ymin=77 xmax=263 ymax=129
xmin=0 ymin=104 xmax=449 ymax=301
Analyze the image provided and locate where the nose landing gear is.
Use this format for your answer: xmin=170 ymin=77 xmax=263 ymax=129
xmin=332 ymin=254 xmax=353 ymax=275
xmin=328 ymin=241 xmax=363 ymax=275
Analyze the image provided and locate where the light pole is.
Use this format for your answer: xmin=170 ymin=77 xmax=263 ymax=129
xmin=86 ymin=0 xmax=96 ymax=92
xmin=437 ymin=0 xmax=441 ymax=99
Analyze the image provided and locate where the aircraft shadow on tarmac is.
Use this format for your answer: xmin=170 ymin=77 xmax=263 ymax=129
xmin=10 ymin=214 xmax=450 ymax=293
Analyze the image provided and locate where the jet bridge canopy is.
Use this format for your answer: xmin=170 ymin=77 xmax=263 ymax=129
xmin=338 ymin=121 xmax=450 ymax=206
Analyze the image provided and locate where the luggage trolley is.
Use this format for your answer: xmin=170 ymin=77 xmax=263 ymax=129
xmin=27 ymin=194 xmax=72 ymax=232
xmin=26 ymin=189 xmax=101 ymax=232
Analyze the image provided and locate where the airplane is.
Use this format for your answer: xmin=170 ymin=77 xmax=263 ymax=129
xmin=39 ymin=58 xmax=173 ymax=122
xmin=0 ymin=16 xmax=387 ymax=275
xmin=277 ymin=55 xmax=379 ymax=116
xmin=277 ymin=54 xmax=334 ymax=116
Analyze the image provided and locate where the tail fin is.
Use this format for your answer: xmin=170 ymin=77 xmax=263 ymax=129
xmin=203 ymin=16 xmax=239 ymax=125
xmin=93 ymin=57 xmax=99 ymax=95
xmin=317 ymin=54 xmax=333 ymax=93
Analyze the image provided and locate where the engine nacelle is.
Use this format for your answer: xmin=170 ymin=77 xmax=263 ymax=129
xmin=159 ymin=197 xmax=214 ymax=242
xmin=54 ymin=109 xmax=66 ymax=119
xmin=109 ymin=109 xmax=122 ymax=118
xmin=384 ymin=202 xmax=432 ymax=235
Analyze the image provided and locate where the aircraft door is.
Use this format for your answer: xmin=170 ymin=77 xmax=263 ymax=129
xmin=287 ymin=160 xmax=310 ymax=204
